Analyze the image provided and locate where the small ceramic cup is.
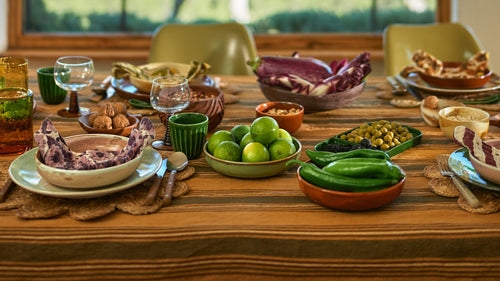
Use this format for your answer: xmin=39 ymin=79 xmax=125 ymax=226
xmin=37 ymin=67 xmax=67 ymax=105
xmin=169 ymin=112 xmax=209 ymax=160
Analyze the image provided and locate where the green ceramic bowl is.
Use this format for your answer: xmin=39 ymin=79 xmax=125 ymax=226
xmin=203 ymin=137 xmax=302 ymax=178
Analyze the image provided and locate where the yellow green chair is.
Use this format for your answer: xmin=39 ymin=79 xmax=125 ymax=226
xmin=149 ymin=22 xmax=258 ymax=76
xmin=383 ymin=23 xmax=483 ymax=76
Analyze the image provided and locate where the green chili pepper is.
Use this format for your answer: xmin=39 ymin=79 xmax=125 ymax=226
xmin=461 ymin=94 xmax=500 ymax=104
xmin=322 ymin=158 xmax=405 ymax=180
xmin=306 ymin=149 xmax=390 ymax=167
xmin=287 ymin=160 xmax=398 ymax=192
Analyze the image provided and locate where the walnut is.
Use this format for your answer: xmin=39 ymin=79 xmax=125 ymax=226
xmin=423 ymin=95 xmax=439 ymax=109
xmin=112 ymin=114 xmax=130 ymax=129
xmin=113 ymin=102 xmax=128 ymax=115
xmin=88 ymin=112 xmax=98 ymax=126
xmin=98 ymin=104 xmax=116 ymax=117
xmin=93 ymin=115 xmax=113 ymax=129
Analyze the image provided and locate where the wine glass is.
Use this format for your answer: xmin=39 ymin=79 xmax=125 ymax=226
xmin=150 ymin=76 xmax=191 ymax=150
xmin=54 ymin=56 xmax=94 ymax=117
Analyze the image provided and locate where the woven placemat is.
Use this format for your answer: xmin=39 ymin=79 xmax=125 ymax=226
xmin=0 ymin=164 xmax=194 ymax=221
xmin=424 ymin=163 xmax=500 ymax=214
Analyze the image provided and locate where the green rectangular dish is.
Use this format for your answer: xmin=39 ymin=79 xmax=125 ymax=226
xmin=314 ymin=123 xmax=423 ymax=157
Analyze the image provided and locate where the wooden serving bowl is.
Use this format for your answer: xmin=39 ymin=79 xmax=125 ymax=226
xmin=418 ymin=62 xmax=492 ymax=89
xmin=79 ymin=113 xmax=139 ymax=137
xmin=296 ymin=166 xmax=406 ymax=211
xmin=259 ymin=82 xmax=365 ymax=113
xmin=160 ymin=85 xmax=224 ymax=132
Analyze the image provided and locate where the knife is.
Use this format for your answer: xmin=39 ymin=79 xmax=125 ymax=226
xmin=395 ymin=74 xmax=424 ymax=101
xmin=144 ymin=158 xmax=168 ymax=205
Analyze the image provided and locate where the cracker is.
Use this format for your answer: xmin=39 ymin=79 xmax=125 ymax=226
xmin=457 ymin=187 xmax=500 ymax=214
xmin=17 ymin=193 xmax=67 ymax=219
xmin=429 ymin=177 xmax=460 ymax=197
xmin=424 ymin=164 xmax=443 ymax=179
xmin=115 ymin=185 xmax=163 ymax=215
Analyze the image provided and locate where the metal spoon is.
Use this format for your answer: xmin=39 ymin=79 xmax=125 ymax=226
xmin=163 ymin=152 xmax=188 ymax=206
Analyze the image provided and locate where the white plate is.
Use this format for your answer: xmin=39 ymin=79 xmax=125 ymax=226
xmin=402 ymin=73 xmax=500 ymax=95
xmin=8 ymin=147 xmax=162 ymax=199
xmin=448 ymin=148 xmax=500 ymax=192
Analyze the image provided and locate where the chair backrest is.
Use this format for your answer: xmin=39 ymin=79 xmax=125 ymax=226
xmin=383 ymin=23 xmax=483 ymax=76
xmin=149 ymin=22 xmax=258 ymax=76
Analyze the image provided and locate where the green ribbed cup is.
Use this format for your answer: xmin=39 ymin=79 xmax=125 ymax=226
xmin=169 ymin=112 xmax=209 ymax=160
xmin=37 ymin=67 xmax=67 ymax=105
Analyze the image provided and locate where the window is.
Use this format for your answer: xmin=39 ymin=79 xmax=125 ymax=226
xmin=8 ymin=0 xmax=450 ymax=62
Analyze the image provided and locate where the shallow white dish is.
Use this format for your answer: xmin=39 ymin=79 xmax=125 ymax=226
xmin=404 ymin=73 xmax=500 ymax=95
xmin=9 ymin=147 xmax=162 ymax=199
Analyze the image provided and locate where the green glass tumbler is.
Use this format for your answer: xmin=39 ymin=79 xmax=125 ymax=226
xmin=37 ymin=67 xmax=68 ymax=105
xmin=169 ymin=112 xmax=209 ymax=160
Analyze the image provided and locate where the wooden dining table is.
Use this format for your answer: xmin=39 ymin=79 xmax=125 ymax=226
xmin=1 ymin=72 xmax=500 ymax=281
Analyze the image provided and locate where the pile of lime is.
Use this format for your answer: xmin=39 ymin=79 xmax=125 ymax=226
xmin=207 ymin=116 xmax=297 ymax=162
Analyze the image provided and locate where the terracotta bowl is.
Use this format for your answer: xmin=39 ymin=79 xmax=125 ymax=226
xmin=259 ymin=81 xmax=365 ymax=113
xmin=203 ymin=137 xmax=301 ymax=178
xmin=255 ymin=101 xmax=304 ymax=134
xmin=469 ymin=139 xmax=500 ymax=185
xmin=419 ymin=62 xmax=491 ymax=89
xmin=35 ymin=134 xmax=143 ymax=189
xmin=297 ymin=166 xmax=406 ymax=211
xmin=160 ymin=85 xmax=224 ymax=132
xmin=79 ymin=113 xmax=139 ymax=137
xmin=438 ymin=106 xmax=490 ymax=139
xmin=420 ymin=96 xmax=464 ymax=127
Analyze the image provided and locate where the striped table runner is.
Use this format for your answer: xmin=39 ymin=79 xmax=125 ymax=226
xmin=0 ymin=75 xmax=499 ymax=280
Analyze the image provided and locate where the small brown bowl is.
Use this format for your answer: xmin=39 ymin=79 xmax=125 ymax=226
xmin=296 ymin=166 xmax=406 ymax=211
xmin=259 ymin=81 xmax=365 ymax=113
xmin=160 ymin=84 xmax=224 ymax=132
xmin=419 ymin=62 xmax=491 ymax=89
xmin=79 ymin=113 xmax=139 ymax=137
xmin=256 ymin=101 xmax=304 ymax=134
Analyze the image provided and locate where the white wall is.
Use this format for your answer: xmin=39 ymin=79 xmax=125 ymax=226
xmin=0 ymin=0 xmax=7 ymax=52
xmin=455 ymin=0 xmax=500 ymax=71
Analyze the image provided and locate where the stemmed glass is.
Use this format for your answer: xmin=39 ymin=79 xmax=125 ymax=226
xmin=54 ymin=56 xmax=94 ymax=117
xmin=150 ymin=76 xmax=191 ymax=150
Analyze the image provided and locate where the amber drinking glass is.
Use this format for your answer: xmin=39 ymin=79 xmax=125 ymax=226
xmin=0 ymin=88 xmax=33 ymax=155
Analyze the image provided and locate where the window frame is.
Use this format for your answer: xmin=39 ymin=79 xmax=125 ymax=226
xmin=6 ymin=0 xmax=450 ymax=61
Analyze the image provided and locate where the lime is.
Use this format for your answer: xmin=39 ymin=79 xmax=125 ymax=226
xmin=239 ymin=132 xmax=255 ymax=149
xmin=278 ymin=128 xmax=293 ymax=142
xmin=242 ymin=142 xmax=270 ymax=162
xmin=213 ymin=141 xmax=241 ymax=161
xmin=269 ymin=138 xmax=296 ymax=160
xmin=231 ymin=124 xmax=251 ymax=144
xmin=250 ymin=116 xmax=279 ymax=145
xmin=207 ymin=130 xmax=233 ymax=154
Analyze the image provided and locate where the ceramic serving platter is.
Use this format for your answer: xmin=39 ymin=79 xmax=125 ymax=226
xmin=314 ymin=124 xmax=422 ymax=157
xmin=8 ymin=147 xmax=162 ymax=199
xmin=448 ymin=148 xmax=500 ymax=192
xmin=403 ymin=73 xmax=500 ymax=95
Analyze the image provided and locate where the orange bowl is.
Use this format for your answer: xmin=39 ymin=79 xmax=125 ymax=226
xmin=296 ymin=166 xmax=406 ymax=211
xmin=255 ymin=101 xmax=304 ymax=134
xmin=418 ymin=62 xmax=491 ymax=89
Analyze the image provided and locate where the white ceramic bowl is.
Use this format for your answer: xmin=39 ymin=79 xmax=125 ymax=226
xmin=438 ymin=106 xmax=490 ymax=139
xmin=469 ymin=139 xmax=500 ymax=185
xmin=35 ymin=134 xmax=143 ymax=189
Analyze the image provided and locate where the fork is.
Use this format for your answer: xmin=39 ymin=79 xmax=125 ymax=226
xmin=436 ymin=154 xmax=481 ymax=208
